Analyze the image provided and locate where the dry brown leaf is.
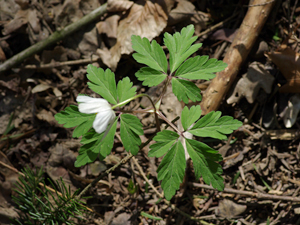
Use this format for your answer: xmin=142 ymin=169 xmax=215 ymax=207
xmin=107 ymin=0 xmax=134 ymax=12
xmin=227 ymin=62 xmax=275 ymax=104
xmin=31 ymin=83 xmax=51 ymax=93
xmin=80 ymin=0 xmax=101 ymax=15
xmin=265 ymin=47 xmax=300 ymax=93
xmin=168 ymin=0 xmax=195 ymax=25
xmin=96 ymin=15 xmax=120 ymax=39
xmin=2 ymin=9 xmax=29 ymax=35
xmin=215 ymin=199 xmax=247 ymax=219
xmin=27 ymin=9 xmax=40 ymax=33
xmin=97 ymin=0 xmax=174 ymax=71
xmin=54 ymin=0 xmax=83 ymax=28
xmin=111 ymin=212 xmax=131 ymax=225
xmin=211 ymin=28 xmax=238 ymax=43
xmin=36 ymin=109 xmax=55 ymax=124
xmin=0 ymin=0 xmax=20 ymax=21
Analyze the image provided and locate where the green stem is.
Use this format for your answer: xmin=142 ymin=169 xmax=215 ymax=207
xmin=112 ymin=93 xmax=160 ymax=132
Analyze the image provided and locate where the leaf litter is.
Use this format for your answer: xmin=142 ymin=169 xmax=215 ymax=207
xmin=1 ymin=0 xmax=300 ymax=224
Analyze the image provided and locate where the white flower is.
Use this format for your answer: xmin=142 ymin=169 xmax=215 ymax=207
xmin=76 ymin=96 xmax=116 ymax=134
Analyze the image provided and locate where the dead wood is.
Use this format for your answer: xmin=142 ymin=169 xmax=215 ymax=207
xmin=200 ymin=0 xmax=276 ymax=114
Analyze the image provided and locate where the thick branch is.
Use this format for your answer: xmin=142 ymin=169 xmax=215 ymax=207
xmin=200 ymin=0 xmax=275 ymax=114
xmin=0 ymin=4 xmax=107 ymax=73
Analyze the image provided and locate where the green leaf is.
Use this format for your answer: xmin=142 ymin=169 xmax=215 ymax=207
xmin=189 ymin=111 xmax=243 ymax=140
xmin=55 ymin=105 xmax=95 ymax=138
xmin=74 ymin=148 xmax=98 ymax=168
xmin=164 ymin=24 xmax=202 ymax=73
xmin=127 ymin=179 xmax=138 ymax=194
xmin=117 ymin=77 xmax=136 ymax=104
xmin=75 ymin=131 xmax=103 ymax=167
xmin=86 ymin=64 xmax=117 ymax=104
xmin=120 ymin=114 xmax=143 ymax=155
xmin=149 ymin=130 xmax=179 ymax=157
xmin=75 ymin=119 xmax=118 ymax=167
xmin=132 ymin=35 xmax=168 ymax=73
xmin=171 ymin=78 xmax=202 ymax=104
xmin=141 ymin=212 xmax=163 ymax=221
xmin=176 ymin=56 xmax=227 ymax=80
xmin=135 ymin=67 xmax=167 ymax=87
xmin=181 ymin=105 xmax=202 ymax=130
xmin=157 ymin=141 xmax=186 ymax=200
xmin=186 ymin=139 xmax=224 ymax=191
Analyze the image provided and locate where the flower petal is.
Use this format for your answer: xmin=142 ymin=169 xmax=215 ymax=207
xmin=93 ymin=109 xmax=116 ymax=133
xmin=77 ymin=96 xmax=111 ymax=114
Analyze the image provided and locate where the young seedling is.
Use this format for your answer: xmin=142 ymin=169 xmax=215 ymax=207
xmin=55 ymin=24 xmax=242 ymax=200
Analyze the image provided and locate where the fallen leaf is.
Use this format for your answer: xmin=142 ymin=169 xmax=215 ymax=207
xmin=265 ymin=47 xmax=300 ymax=93
xmin=54 ymin=0 xmax=83 ymax=28
xmin=31 ymin=83 xmax=51 ymax=93
xmin=227 ymin=62 xmax=275 ymax=104
xmin=210 ymin=28 xmax=238 ymax=43
xmin=96 ymin=14 xmax=120 ymax=39
xmin=36 ymin=109 xmax=55 ymax=124
xmin=97 ymin=0 xmax=174 ymax=71
xmin=107 ymin=0 xmax=134 ymax=12
xmin=2 ymin=9 xmax=29 ymax=35
xmin=215 ymin=199 xmax=247 ymax=219
xmin=111 ymin=212 xmax=131 ymax=225
xmin=0 ymin=0 xmax=20 ymax=21
xmin=168 ymin=0 xmax=195 ymax=25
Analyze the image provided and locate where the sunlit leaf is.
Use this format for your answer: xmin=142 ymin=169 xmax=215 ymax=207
xmin=55 ymin=105 xmax=95 ymax=138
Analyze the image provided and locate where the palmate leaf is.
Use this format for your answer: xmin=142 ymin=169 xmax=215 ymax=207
xmin=135 ymin=67 xmax=167 ymax=87
xmin=186 ymin=139 xmax=224 ymax=191
xmin=132 ymin=35 xmax=168 ymax=73
xmin=164 ymin=24 xmax=202 ymax=73
xmin=120 ymin=114 xmax=143 ymax=155
xmin=75 ymin=119 xmax=118 ymax=167
xmin=157 ymin=141 xmax=186 ymax=200
xmin=86 ymin=64 xmax=117 ymax=104
xmin=148 ymin=130 xmax=179 ymax=157
xmin=55 ymin=105 xmax=95 ymax=138
xmin=189 ymin=111 xmax=243 ymax=140
xmin=176 ymin=56 xmax=227 ymax=80
xmin=181 ymin=105 xmax=202 ymax=130
xmin=117 ymin=77 xmax=136 ymax=104
xmin=171 ymin=78 xmax=202 ymax=104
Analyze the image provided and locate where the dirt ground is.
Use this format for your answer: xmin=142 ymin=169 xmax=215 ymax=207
xmin=1 ymin=0 xmax=300 ymax=224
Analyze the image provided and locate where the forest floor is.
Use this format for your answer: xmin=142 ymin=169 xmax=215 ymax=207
xmin=1 ymin=0 xmax=300 ymax=224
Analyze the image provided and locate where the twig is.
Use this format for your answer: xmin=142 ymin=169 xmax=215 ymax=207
xmin=0 ymin=4 xmax=107 ymax=73
xmin=190 ymin=183 xmax=300 ymax=202
xmin=77 ymin=134 xmax=155 ymax=199
xmin=197 ymin=13 xmax=239 ymax=37
xmin=131 ymin=156 xmax=163 ymax=198
xmin=77 ymin=153 xmax=133 ymax=199
xmin=131 ymin=153 xmax=210 ymax=223
xmin=23 ymin=55 xmax=100 ymax=69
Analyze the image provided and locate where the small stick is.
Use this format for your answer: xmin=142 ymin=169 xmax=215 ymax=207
xmin=190 ymin=183 xmax=300 ymax=202
xmin=23 ymin=56 xmax=100 ymax=69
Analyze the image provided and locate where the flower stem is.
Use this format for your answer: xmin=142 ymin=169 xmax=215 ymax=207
xmin=112 ymin=93 xmax=160 ymax=132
